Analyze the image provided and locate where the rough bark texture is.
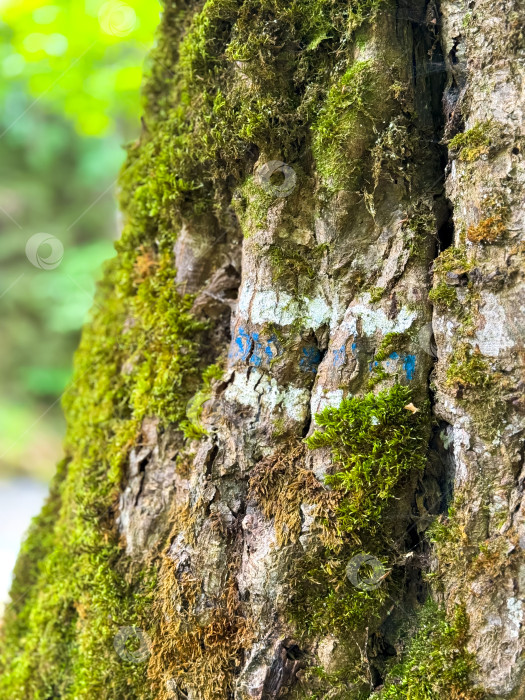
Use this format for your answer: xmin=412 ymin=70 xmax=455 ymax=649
xmin=0 ymin=1 xmax=524 ymax=699
xmin=433 ymin=0 xmax=525 ymax=695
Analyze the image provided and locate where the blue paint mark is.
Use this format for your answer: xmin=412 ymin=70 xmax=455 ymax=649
xmin=231 ymin=327 xmax=252 ymax=361
xmin=249 ymin=332 xmax=264 ymax=367
xmin=333 ymin=344 xmax=346 ymax=368
xmin=250 ymin=333 xmax=281 ymax=366
xmin=369 ymin=351 xmax=416 ymax=381
xmin=351 ymin=341 xmax=357 ymax=355
xmin=230 ymin=329 xmax=282 ymax=366
xmin=403 ymin=354 xmax=416 ymax=381
xmin=300 ymin=346 xmax=322 ymax=373
xmin=264 ymin=335 xmax=278 ymax=361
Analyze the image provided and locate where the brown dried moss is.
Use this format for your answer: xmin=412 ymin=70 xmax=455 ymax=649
xmin=147 ymin=503 xmax=254 ymax=700
xmin=467 ymin=214 xmax=506 ymax=243
xmin=248 ymin=443 xmax=342 ymax=548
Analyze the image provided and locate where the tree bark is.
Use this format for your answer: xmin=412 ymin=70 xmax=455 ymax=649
xmin=1 ymin=1 xmax=524 ymax=699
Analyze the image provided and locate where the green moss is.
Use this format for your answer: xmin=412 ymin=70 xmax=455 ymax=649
xmin=445 ymin=343 xmax=491 ymax=390
xmin=121 ymin=0 xmax=394 ymax=241
xmin=267 ymin=241 xmax=329 ymax=293
xmin=371 ymin=115 xmax=420 ymax=189
xmin=444 ymin=343 xmax=508 ymax=438
xmin=406 ymin=205 xmax=436 ymax=237
xmin=369 ymin=287 xmax=385 ymax=303
xmin=432 ymin=246 xmax=470 ymax=276
xmin=0 ymin=0 xmax=442 ymax=695
xmin=366 ymin=332 xmax=413 ymax=388
xmin=462 ymin=11 xmax=472 ymax=27
xmin=312 ymin=57 xmax=401 ymax=191
xmin=402 ymin=201 xmax=437 ymax=259
xmin=268 ymin=242 xmax=315 ymax=277
xmin=426 ymin=495 xmax=474 ymax=593
xmin=300 ymin=665 xmax=367 ymax=700
xmin=290 ymin=386 xmax=429 ymax=641
xmin=448 ymin=121 xmax=496 ymax=162
xmin=375 ymin=599 xmax=482 ymax=699
xmin=428 ymin=246 xmax=473 ymax=311
xmin=5 ymin=0 xmax=402 ymax=686
xmin=307 ymin=385 xmax=428 ymax=534
xmin=180 ymin=363 xmax=223 ymax=439
xmin=428 ymin=490 xmax=517 ymax=606
xmin=232 ymin=176 xmax=277 ymax=236
xmin=0 ymin=244 xmax=212 ymax=698
xmin=374 ymin=332 xmax=409 ymax=362
xmin=428 ymin=281 xmax=458 ymax=310
xmin=367 ymin=362 xmax=389 ymax=388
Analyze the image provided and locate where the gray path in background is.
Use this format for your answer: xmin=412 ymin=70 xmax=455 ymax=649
xmin=0 ymin=478 xmax=48 ymax=604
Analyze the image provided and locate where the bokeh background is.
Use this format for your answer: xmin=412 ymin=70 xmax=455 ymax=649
xmin=0 ymin=0 xmax=160 ymax=605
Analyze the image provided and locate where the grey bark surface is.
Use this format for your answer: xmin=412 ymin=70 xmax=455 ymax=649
xmin=114 ymin=1 xmax=525 ymax=697
xmin=435 ymin=0 xmax=525 ymax=696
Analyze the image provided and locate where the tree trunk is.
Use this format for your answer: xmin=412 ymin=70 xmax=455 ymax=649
xmin=1 ymin=1 xmax=524 ymax=698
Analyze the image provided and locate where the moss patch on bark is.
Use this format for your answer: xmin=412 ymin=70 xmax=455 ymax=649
xmin=288 ymin=387 xmax=429 ymax=647
xmin=375 ymin=600 xmax=482 ymax=699
xmin=0 ymin=244 xmax=212 ymax=698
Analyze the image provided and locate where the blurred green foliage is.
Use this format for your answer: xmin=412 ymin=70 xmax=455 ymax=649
xmin=0 ymin=0 xmax=161 ymax=478
xmin=1 ymin=0 xmax=161 ymax=135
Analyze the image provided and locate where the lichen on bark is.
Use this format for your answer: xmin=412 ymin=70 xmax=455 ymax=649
xmin=1 ymin=0 xmax=524 ymax=698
